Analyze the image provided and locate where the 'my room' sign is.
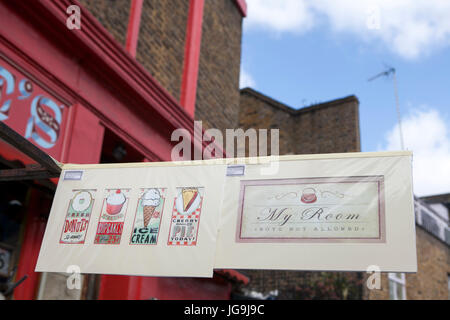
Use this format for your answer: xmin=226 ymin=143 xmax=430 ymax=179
xmin=236 ymin=176 xmax=385 ymax=243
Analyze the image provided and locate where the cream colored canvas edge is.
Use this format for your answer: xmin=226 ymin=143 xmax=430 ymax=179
xmin=35 ymin=164 xmax=227 ymax=278
xmin=61 ymin=151 xmax=412 ymax=170
xmin=36 ymin=151 xmax=417 ymax=276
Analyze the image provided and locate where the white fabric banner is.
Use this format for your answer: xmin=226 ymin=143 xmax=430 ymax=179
xmin=36 ymin=151 xmax=417 ymax=277
xmin=36 ymin=163 xmax=226 ymax=277
xmin=215 ymin=152 xmax=417 ymax=272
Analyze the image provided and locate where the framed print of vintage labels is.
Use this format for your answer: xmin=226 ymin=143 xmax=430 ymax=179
xmin=36 ymin=162 xmax=226 ymax=278
xmin=59 ymin=189 xmax=96 ymax=244
xmin=215 ymin=152 xmax=417 ymax=273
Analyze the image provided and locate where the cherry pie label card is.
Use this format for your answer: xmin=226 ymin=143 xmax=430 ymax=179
xmin=168 ymin=187 xmax=204 ymax=246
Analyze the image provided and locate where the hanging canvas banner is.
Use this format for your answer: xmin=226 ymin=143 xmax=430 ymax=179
xmin=36 ymin=151 xmax=416 ymax=277
xmin=36 ymin=162 xmax=226 ymax=277
xmin=215 ymin=151 xmax=417 ymax=273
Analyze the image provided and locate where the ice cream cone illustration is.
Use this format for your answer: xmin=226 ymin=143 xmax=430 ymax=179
xmin=143 ymin=205 xmax=155 ymax=227
xmin=142 ymin=188 xmax=161 ymax=227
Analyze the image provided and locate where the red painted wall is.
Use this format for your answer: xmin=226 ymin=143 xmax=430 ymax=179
xmin=62 ymin=104 xmax=104 ymax=164
xmin=180 ymin=0 xmax=205 ymax=117
xmin=154 ymin=277 xmax=231 ymax=300
xmin=0 ymin=0 xmax=233 ymax=300
xmin=99 ymin=275 xmax=231 ymax=300
xmin=14 ymin=190 xmax=50 ymax=300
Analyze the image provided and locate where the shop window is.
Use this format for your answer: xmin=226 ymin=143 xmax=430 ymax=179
xmin=388 ymin=273 xmax=406 ymax=300
xmin=447 ymin=274 xmax=450 ymax=300
xmin=0 ymin=180 xmax=27 ymax=299
xmin=100 ymin=128 xmax=145 ymax=164
xmin=421 ymin=210 xmax=440 ymax=236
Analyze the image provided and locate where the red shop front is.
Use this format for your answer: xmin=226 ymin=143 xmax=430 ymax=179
xmin=0 ymin=0 xmax=247 ymax=300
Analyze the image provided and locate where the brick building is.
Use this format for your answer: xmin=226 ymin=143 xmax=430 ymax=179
xmin=365 ymin=195 xmax=450 ymax=300
xmin=235 ymin=88 xmax=449 ymax=300
xmin=238 ymin=88 xmax=360 ymax=156
xmin=79 ymin=0 xmax=449 ymax=300
xmin=78 ymin=0 xmax=243 ymax=133
xmin=235 ymin=88 xmax=364 ymax=300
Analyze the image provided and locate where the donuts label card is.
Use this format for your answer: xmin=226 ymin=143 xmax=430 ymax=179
xmin=168 ymin=187 xmax=204 ymax=246
xmin=130 ymin=188 xmax=166 ymax=245
xmin=94 ymin=188 xmax=130 ymax=245
xmin=60 ymin=189 xmax=96 ymax=244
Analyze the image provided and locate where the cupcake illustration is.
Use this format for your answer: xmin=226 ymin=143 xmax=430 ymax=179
xmin=301 ymin=187 xmax=317 ymax=204
xmin=106 ymin=189 xmax=126 ymax=215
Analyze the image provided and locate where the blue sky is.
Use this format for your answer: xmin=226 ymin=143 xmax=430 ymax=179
xmin=241 ymin=25 xmax=450 ymax=152
xmin=240 ymin=0 xmax=450 ymax=196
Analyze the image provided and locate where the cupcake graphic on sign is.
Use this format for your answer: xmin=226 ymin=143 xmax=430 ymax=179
xmin=168 ymin=187 xmax=204 ymax=246
xmin=106 ymin=190 xmax=126 ymax=215
xmin=301 ymin=187 xmax=317 ymax=204
xmin=130 ymin=188 xmax=166 ymax=245
xmin=95 ymin=188 xmax=130 ymax=244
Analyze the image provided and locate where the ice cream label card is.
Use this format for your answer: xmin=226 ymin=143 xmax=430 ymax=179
xmin=130 ymin=188 xmax=166 ymax=245
xmin=94 ymin=188 xmax=130 ymax=244
xmin=168 ymin=187 xmax=204 ymax=246
xmin=60 ymin=189 xmax=96 ymax=244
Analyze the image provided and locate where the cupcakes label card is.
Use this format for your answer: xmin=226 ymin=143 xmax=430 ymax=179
xmin=168 ymin=187 xmax=204 ymax=246
xmin=60 ymin=189 xmax=96 ymax=244
xmin=94 ymin=188 xmax=130 ymax=245
xmin=130 ymin=188 xmax=166 ymax=245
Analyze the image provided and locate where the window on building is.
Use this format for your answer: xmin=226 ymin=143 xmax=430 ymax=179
xmin=447 ymin=274 xmax=450 ymax=299
xmin=389 ymin=273 xmax=406 ymax=300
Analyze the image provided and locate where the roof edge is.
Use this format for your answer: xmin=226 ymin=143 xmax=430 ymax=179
xmin=240 ymin=87 xmax=359 ymax=115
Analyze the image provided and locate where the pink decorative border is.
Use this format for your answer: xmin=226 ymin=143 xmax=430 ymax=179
xmin=236 ymin=176 xmax=386 ymax=244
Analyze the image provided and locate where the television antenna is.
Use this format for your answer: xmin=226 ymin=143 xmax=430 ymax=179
xmin=368 ymin=66 xmax=405 ymax=150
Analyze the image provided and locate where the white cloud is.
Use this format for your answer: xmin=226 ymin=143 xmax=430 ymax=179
xmin=239 ymin=67 xmax=256 ymax=88
xmin=244 ymin=0 xmax=314 ymax=34
xmin=381 ymin=108 xmax=450 ymax=196
xmin=245 ymin=0 xmax=450 ymax=59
